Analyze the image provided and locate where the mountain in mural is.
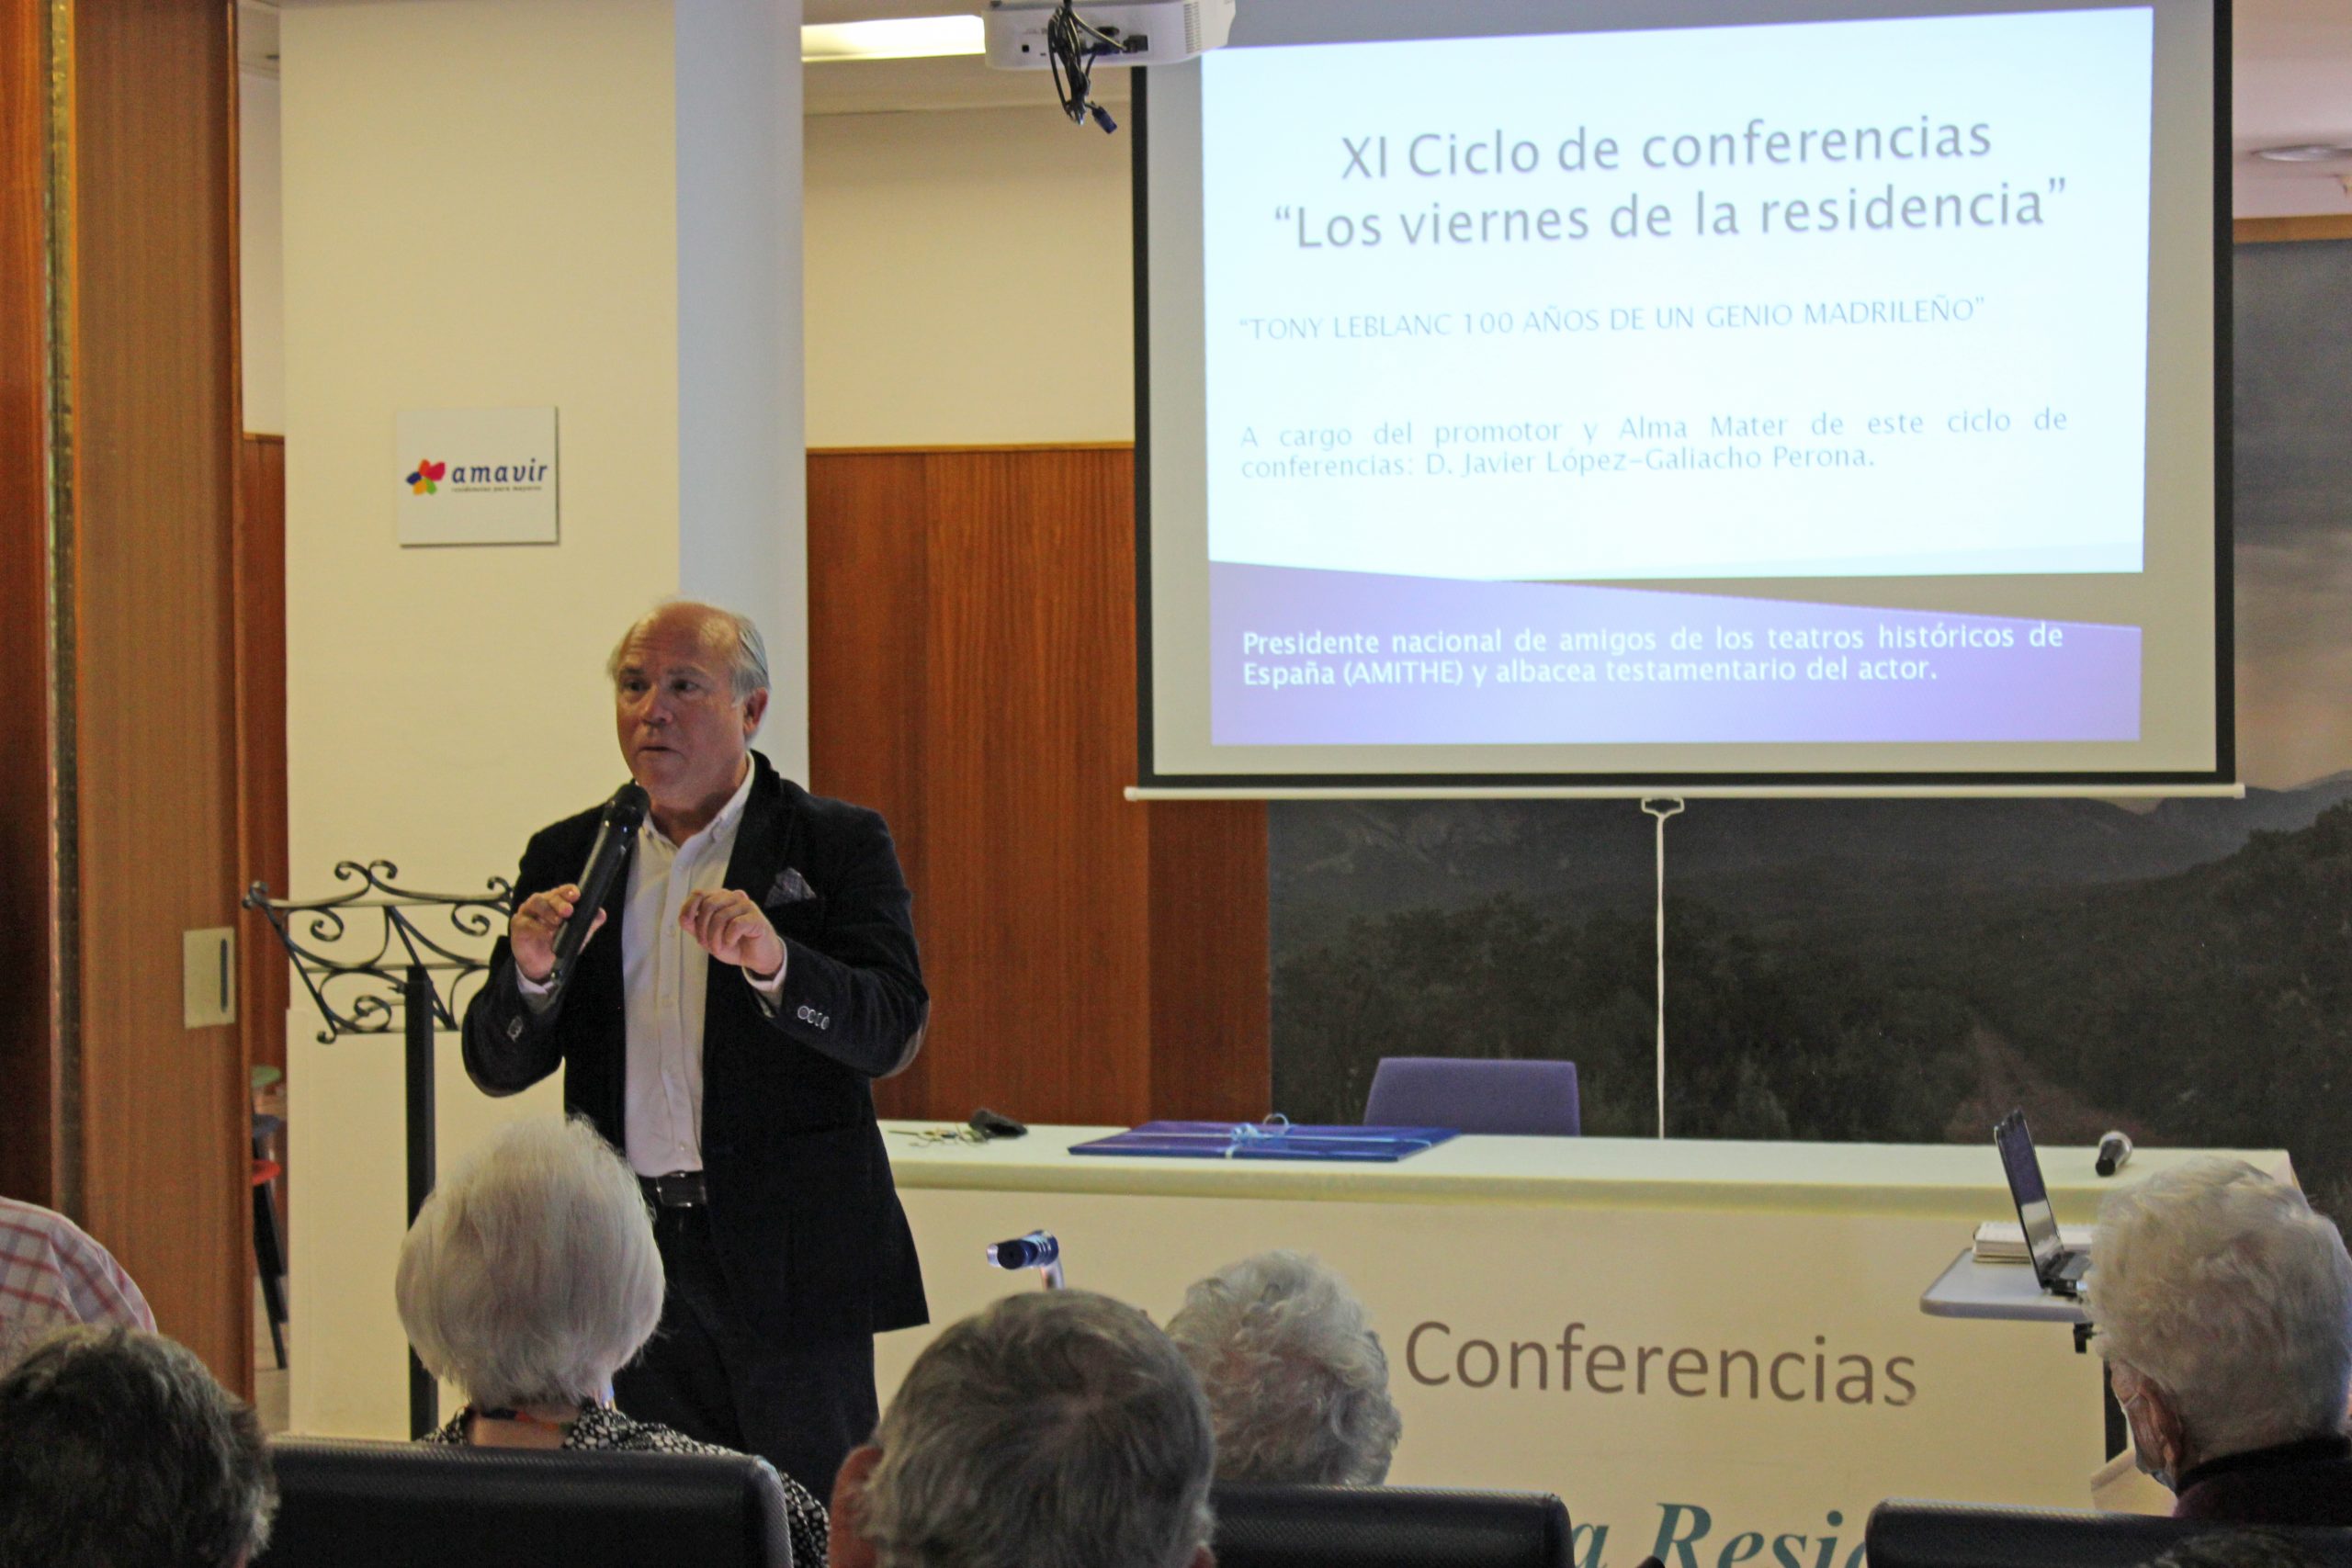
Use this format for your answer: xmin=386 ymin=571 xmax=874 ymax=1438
xmin=1273 ymin=793 xmax=2352 ymax=1210
xmin=1955 ymin=796 xmax=2352 ymax=1204
xmin=1272 ymin=775 xmax=2352 ymax=957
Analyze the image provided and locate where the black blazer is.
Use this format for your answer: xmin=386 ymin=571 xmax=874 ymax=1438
xmin=461 ymin=753 xmax=930 ymax=1343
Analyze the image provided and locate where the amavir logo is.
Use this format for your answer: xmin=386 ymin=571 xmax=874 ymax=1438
xmin=401 ymin=457 xmax=550 ymax=495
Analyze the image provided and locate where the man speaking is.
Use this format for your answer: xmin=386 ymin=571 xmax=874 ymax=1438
xmin=462 ymin=600 xmax=928 ymax=1494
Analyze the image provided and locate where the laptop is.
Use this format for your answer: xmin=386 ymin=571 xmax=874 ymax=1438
xmin=1995 ymin=1110 xmax=2092 ymax=1296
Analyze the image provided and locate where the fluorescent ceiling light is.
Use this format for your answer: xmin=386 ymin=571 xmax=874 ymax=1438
xmin=803 ymin=16 xmax=984 ymax=62
xmin=2253 ymin=143 xmax=2352 ymax=163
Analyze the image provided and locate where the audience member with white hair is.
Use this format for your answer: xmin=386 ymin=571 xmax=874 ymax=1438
xmin=0 ymin=1325 xmax=276 ymax=1568
xmin=2089 ymin=1156 xmax=2352 ymax=1524
xmin=396 ymin=1115 xmax=828 ymax=1562
xmin=1166 ymin=1249 xmax=1404 ymax=1485
xmin=828 ymin=1290 xmax=1215 ymax=1568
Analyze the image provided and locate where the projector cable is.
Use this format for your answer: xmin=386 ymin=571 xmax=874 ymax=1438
xmin=1047 ymin=1 xmax=1129 ymax=132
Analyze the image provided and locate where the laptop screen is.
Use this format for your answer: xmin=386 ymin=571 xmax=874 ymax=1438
xmin=1996 ymin=1111 xmax=2064 ymax=1280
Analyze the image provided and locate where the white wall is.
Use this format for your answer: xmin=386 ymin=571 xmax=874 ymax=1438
xmin=804 ymin=105 xmax=1131 ymax=446
xmin=283 ymin=0 xmax=685 ymax=886
xmin=275 ymin=38 xmax=1104 ymax=1438
xmin=239 ymin=70 xmax=284 ymax=435
xmin=280 ymin=0 xmax=803 ymax=1437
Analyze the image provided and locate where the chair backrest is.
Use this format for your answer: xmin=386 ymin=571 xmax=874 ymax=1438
xmin=1867 ymin=1500 xmax=2352 ymax=1568
xmin=1212 ymin=1482 xmax=1575 ymax=1568
xmin=1363 ymin=1058 xmax=1580 ymax=1137
xmin=256 ymin=1437 xmax=796 ymax=1568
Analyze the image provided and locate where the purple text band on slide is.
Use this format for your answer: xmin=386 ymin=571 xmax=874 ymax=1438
xmin=1209 ymin=563 xmax=2141 ymax=747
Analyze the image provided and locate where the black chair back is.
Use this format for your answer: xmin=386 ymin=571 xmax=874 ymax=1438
xmin=1868 ymin=1500 xmax=2352 ymax=1568
xmin=256 ymin=1437 xmax=794 ymax=1568
xmin=1212 ymin=1482 xmax=1575 ymax=1568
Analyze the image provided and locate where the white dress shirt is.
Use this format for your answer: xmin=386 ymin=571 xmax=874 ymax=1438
xmin=520 ymin=763 xmax=786 ymax=1177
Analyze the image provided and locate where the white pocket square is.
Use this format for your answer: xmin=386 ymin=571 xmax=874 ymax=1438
xmin=765 ymin=867 xmax=817 ymax=905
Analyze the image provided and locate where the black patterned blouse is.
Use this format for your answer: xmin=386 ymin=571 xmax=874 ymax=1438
xmin=424 ymin=1402 xmax=829 ymax=1565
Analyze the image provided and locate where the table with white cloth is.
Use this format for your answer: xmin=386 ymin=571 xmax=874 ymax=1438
xmin=879 ymin=1126 xmax=2290 ymax=1568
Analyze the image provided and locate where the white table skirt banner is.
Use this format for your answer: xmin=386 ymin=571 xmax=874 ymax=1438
xmin=879 ymin=1128 xmax=2291 ymax=1568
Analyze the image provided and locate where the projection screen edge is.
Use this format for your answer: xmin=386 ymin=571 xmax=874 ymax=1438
xmin=1137 ymin=0 xmax=2233 ymax=794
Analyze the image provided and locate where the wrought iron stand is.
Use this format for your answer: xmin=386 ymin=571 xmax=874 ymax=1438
xmin=244 ymin=862 xmax=513 ymax=1438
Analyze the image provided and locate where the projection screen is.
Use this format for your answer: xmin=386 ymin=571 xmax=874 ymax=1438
xmin=1136 ymin=0 xmax=2232 ymax=795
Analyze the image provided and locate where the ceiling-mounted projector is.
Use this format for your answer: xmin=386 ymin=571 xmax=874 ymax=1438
xmin=984 ymin=0 xmax=1237 ymax=70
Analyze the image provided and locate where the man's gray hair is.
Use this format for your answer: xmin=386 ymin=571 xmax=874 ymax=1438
xmin=396 ymin=1115 xmax=664 ymax=1410
xmin=859 ymin=1291 xmax=1215 ymax=1568
xmin=605 ymin=599 xmax=771 ymax=702
xmin=1166 ymin=1250 xmax=1403 ymax=1485
xmin=0 ymin=1325 xmax=277 ymax=1568
xmin=2088 ymin=1156 xmax=2352 ymax=1459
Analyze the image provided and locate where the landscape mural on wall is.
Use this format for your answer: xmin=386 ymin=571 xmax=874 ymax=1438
xmin=1271 ymin=240 xmax=2352 ymax=1210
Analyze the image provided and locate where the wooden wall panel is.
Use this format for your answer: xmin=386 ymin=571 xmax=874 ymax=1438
xmin=69 ymin=0 xmax=250 ymax=1389
xmin=810 ymin=446 xmax=1269 ymax=1129
xmin=0 ymin=0 xmax=56 ymax=1206
xmin=1148 ymin=801 xmax=1270 ymax=1120
xmin=2235 ymin=215 xmax=2352 ymax=244
xmin=808 ymin=452 xmax=933 ymax=1108
xmin=237 ymin=434 xmax=288 ymax=1083
xmin=916 ymin=451 xmax=1153 ymax=1125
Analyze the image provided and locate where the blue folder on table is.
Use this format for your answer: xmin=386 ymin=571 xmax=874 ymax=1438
xmin=1069 ymin=1120 xmax=1457 ymax=1163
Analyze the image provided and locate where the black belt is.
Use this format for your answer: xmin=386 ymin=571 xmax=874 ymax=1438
xmin=640 ymin=1170 xmax=707 ymax=1209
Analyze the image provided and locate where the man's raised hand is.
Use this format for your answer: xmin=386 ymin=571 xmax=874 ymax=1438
xmin=680 ymin=888 xmax=785 ymax=980
xmin=511 ymin=884 xmax=606 ymax=983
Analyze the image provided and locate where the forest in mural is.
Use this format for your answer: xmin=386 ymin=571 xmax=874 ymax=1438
xmin=1271 ymin=241 xmax=2352 ymax=1209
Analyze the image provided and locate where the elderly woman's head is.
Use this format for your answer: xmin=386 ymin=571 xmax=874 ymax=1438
xmin=395 ymin=1116 xmax=663 ymax=1410
xmin=844 ymin=1291 xmax=1215 ymax=1568
xmin=1164 ymin=1250 xmax=1403 ymax=1485
xmin=2088 ymin=1157 xmax=2352 ymax=1486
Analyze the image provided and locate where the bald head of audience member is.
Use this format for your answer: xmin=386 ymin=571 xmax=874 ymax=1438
xmin=1166 ymin=1250 xmax=1402 ymax=1486
xmin=830 ymin=1291 xmax=1215 ymax=1568
xmin=0 ymin=1325 xmax=277 ymax=1568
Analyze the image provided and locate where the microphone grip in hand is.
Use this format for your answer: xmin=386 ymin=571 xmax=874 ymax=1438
xmin=545 ymin=784 xmax=649 ymax=1003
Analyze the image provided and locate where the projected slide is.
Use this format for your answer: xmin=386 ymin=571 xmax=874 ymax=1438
xmin=1204 ymin=10 xmax=2153 ymax=583
xmin=1215 ymin=564 xmax=2139 ymax=747
xmin=1194 ymin=8 xmax=2161 ymax=750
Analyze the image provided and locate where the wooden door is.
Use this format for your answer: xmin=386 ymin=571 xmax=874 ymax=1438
xmin=0 ymin=0 xmax=254 ymax=1393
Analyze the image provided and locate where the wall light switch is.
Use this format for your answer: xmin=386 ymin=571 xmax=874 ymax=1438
xmin=184 ymin=927 xmax=236 ymax=1029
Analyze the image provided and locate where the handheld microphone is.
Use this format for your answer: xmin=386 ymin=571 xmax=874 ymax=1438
xmin=2096 ymin=1131 xmax=2134 ymax=1178
xmin=986 ymin=1230 xmax=1064 ymax=1288
xmin=544 ymin=782 xmax=650 ymax=1003
xmin=988 ymin=1231 xmax=1057 ymax=1269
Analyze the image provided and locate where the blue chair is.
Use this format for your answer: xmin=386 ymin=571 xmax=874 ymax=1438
xmin=1363 ymin=1057 xmax=1580 ymax=1137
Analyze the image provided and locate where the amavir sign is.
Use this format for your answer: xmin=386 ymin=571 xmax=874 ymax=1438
xmin=396 ymin=406 xmax=560 ymax=547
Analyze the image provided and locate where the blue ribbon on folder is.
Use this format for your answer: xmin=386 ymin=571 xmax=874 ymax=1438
xmin=1069 ymin=1117 xmax=1457 ymax=1163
